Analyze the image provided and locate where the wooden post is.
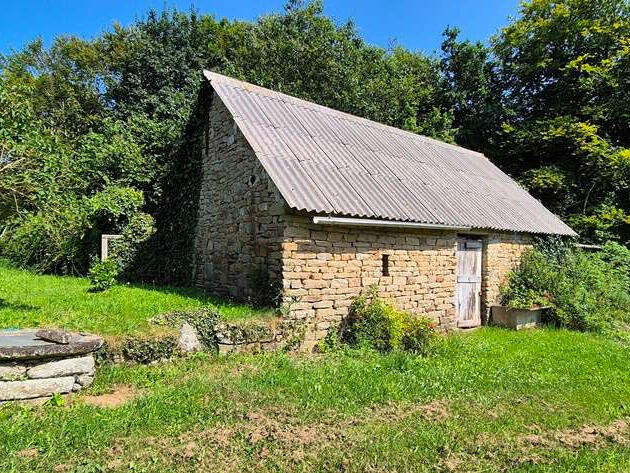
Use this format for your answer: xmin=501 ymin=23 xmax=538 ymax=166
xmin=100 ymin=234 xmax=123 ymax=261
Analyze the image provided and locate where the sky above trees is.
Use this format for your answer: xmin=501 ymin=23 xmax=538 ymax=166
xmin=0 ymin=0 xmax=520 ymax=55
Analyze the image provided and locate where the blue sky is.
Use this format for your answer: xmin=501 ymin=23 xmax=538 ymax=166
xmin=0 ymin=1 xmax=521 ymax=56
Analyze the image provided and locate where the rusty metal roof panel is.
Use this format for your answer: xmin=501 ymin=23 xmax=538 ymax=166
xmin=204 ymin=71 xmax=576 ymax=236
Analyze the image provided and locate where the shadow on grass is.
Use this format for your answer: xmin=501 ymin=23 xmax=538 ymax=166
xmin=116 ymin=282 xmax=276 ymax=318
xmin=0 ymin=298 xmax=40 ymax=313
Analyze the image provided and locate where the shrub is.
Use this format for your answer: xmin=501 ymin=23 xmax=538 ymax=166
xmin=341 ymin=288 xmax=439 ymax=354
xmin=88 ymin=257 xmax=120 ymax=292
xmin=501 ymin=242 xmax=630 ymax=332
xmin=0 ymin=203 xmax=90 ymax=274
xmin=402 ymin=316 xmax=440 ymax=355
xmin=0 ymin=185 xmax=153 ymax=276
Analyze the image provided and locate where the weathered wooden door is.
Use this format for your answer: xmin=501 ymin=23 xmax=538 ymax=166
xmin=456 ymin=238 xmax=482 ymax=328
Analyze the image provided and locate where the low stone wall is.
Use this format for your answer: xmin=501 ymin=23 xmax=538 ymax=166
xmin=215 ymin=318 xmax=305 ymax=354
xmin=0 ymin=355 xmax=96 ymax=404
xmin=0 ymin=330 xmax=102 ymax=405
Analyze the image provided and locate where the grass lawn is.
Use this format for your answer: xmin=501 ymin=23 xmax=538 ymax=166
xmin=1 ymin=328 xmax=630 ymax=472
xmin=0 ymin=260 xmax=273 ymax=337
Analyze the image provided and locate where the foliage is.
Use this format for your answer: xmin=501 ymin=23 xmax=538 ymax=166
xmin=439 ymin=27 xmax=503 ymax=151
xmin=120 ymin=334 xmax=178 ymax=364
xmin=87 ymin=257 xmax=120 ymax=292
xmin=151 ymin=308 xmax=220 ymax=350
xmin=341 ymin=287 xmax=439 ymax=355
xmin=1 ymin=0 xmax=630 ymax=279
xmin=0 ymin=203 xmax=89 ymax=274
xmin=46 ymin=392 xmax=65 ymax=408
xmin=490 ymin=0 xmax=630 ymax=243
xmin=0 ymin=186 xmax=150 ymax=275
xmin=500 ymin=243 xmax=630 ymax=332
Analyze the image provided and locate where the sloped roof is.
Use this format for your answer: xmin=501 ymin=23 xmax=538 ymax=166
xmin=204 ymin=71 xmax=576 ymax=236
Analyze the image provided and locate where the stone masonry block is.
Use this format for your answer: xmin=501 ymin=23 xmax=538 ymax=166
xmin=0 ymin=377 xmax=75 ymax=401
xmin=28 ymin=355 xmax=95 ymax=379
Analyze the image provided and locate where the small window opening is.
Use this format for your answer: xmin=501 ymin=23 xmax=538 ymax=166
xmin=382 ymin=254 xmax=390 ymax=276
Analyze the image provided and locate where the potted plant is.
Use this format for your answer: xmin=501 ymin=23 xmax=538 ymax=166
xmin=491 ymin=288 xmax=551 ymax=330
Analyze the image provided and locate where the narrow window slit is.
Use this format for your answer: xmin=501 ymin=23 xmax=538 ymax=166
xmin=382 ymin=254 xmax=390 ymax=276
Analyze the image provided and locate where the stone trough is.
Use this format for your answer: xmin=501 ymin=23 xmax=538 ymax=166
xmin=0 ymin=329 xmax=103 ymax=405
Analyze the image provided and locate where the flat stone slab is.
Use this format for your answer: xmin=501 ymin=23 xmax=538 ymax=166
xmin=0 ymin=330 xmax=103 ymax=361
xmin=0 ymin=377 xmax=75 ymax=401
xmin=28 ymin=355 xmax=95 ymax=379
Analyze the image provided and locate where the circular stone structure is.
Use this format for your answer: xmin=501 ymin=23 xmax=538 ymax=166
xmin=0 ymin=329 xmax=103 ymax=404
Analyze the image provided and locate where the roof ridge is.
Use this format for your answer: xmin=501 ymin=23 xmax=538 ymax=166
xmin=203 ymin=70 xmax=485 ymax=159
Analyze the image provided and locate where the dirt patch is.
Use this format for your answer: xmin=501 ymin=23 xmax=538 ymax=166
xmin=439 ymin=417 xmax=630 ymax=472
xmin=81 ymin=385 xmax=140 ymax=408
xmin=419 ymin=400 xmax=450 ymax=422
xmin=522 ymin=419 xmax=630 ymax=450
xmin=241 ymin=409 xmax=347 ymax=447
xmin=17 ymin=447 xmax=39 ymax=458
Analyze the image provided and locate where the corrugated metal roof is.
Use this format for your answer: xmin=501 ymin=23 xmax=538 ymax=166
xmin=204 ymin=71 xmax=576 ymax=236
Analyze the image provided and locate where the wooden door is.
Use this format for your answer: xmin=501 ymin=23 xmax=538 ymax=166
xmin=456 ymin=238 xmax=482 ymax=328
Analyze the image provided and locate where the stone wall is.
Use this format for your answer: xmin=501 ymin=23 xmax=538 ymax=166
xmin=280 ymin=216 xmax=534 ymax=348
xmin=215 ymin=318 xmax=306 ymax=355
xmin=482 ymin=233 xmax=534 ymax=317
xmin=281 ymin=216 xmax=459 ymax=347
xmin=192 ymin=93 xmax=286 ymax=300
xmin=0 ymin=355 xmax=95 ymax=405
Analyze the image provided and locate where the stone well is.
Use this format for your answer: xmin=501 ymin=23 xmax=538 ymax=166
xmin=0 ymin=329 xmax=103 ymax=405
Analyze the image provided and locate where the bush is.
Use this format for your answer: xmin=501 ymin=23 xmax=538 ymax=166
xmin=0 ymin=186 xmax=153 ymax=276
xmin=88 ymin=258 xmax=120 ymax=291
xmin=340 ymin=288 xmax=439 ymax=355
xmin=0 ymin=203 xmax=90 ymax=274
xmin=501 ymin=242 xmax=630 ymax=332
xmin=402 ymin=316 xmax=440 ymax=355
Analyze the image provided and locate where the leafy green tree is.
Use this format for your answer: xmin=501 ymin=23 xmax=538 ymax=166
xmin=2 ymin=0 xmax=630 ymax=279
xmin=490 ymin=0 xmax=630 ymax=243
xmin=439 ymin=27 xmax=502 ymax=151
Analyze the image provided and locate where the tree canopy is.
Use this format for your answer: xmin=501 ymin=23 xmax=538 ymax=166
xmin=1 ymin=0 xmax=628 ymax=280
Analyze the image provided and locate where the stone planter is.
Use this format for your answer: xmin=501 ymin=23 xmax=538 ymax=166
xmin=490 ymin=306 xmax=544 ymax=330
xmin=0 ymin=329 xmax=103 ymax=404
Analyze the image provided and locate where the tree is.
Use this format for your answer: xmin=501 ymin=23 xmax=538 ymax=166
xmin=490 ymin=0 xmax=630 ymax=243
xmin=439 ymin=27 xmax=502 ymax=151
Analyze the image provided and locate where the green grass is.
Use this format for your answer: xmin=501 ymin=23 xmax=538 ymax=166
xmin=0 ymin=260 xmax=273 ymax=337
xmin=1 ymin=328 xmax=630 ymax=472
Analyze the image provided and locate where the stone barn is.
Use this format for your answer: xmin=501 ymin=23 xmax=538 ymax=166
xmin=192 ymin=71 xmax=575 ymax=345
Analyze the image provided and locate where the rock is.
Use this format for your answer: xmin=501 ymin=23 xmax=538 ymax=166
xmin=75 ymin=374 xmax=94 ymax=388
xmin=27 ymin=355 xmax=95 ymax=379
xmin=0 ymin=329 xmax=103 ymax=361
xmin=178 ymin=322 xmax=202 ymax=353
xmin=35 ymin=329 xmax=71 ymax=344
xmin=0 ymin=377 xmax=75 ymax=401
xmin=0 ymin=397 xmax=49 ymax=407
xmin=72 ymin=383 xmax=82 ymax=392
xmin=0 ymin=363 xmax=26 ymax=381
